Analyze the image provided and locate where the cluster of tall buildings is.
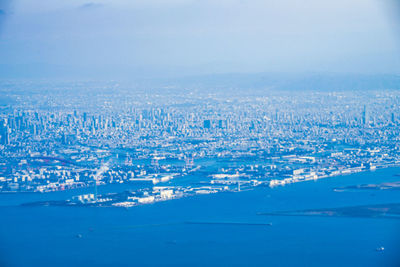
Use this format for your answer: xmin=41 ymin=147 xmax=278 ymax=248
xmin=0 ymin=83 xmax=400 ymax=194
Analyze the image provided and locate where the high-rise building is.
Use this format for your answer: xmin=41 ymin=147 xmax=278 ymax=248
xmin=362 ymin=105 xmax=369 ymax=125
xmin=0 ymin=122 xmax=9 ymax=145
xmin=203 ymin=119 xmax=211 ymax=129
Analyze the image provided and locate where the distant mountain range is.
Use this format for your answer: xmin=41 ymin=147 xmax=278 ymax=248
xmin=1 ymin=69 xmax=400 ymax=92
xmin=148 ymin=73 xmax=400 ymax=92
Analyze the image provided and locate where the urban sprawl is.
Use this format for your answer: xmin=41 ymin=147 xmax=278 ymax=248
xmin=1 ymin=82 xmax=400 ymax=207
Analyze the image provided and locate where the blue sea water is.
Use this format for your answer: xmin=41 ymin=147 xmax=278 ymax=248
xmin=0 ymin=168 xmax=400 ymax=266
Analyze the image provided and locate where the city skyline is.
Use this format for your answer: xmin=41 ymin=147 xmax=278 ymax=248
xmin=1 ymin=1 xmax=400 ymax=266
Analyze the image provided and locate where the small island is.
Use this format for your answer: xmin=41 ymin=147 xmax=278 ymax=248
xmin=259 ymin=203 xmax=400 ymax=219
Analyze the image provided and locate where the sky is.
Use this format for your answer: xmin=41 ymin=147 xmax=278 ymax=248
xmin=0 ymin=0 xmax=399 ymax=79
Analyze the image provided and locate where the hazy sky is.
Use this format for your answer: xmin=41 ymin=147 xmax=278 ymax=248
xmin=0 ymin=0 xmax=399 ymax=79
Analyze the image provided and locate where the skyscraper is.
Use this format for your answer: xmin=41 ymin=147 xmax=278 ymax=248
xmin=203 ymin=119 xmax=211 ymax=129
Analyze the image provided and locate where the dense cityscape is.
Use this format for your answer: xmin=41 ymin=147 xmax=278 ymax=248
xmin=2 ymin=0 xmax=400 ymax=265
xmin=0 ymin=82 xmax=399 ymax=207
